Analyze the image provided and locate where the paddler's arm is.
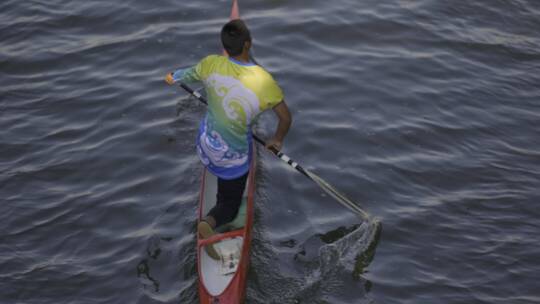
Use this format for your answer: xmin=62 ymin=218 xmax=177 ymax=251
xmin=165 ymin=55 xmax=215 ymax=85
xmin=265 ymin=100 xmax=292 ymax=152
xmin=165 ymin=67 xmax=200 ymax=85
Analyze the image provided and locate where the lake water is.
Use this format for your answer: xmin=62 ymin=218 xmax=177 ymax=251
xmin=1 ymin=0 xmax=539 ymax=303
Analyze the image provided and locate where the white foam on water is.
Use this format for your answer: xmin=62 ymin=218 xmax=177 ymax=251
xmin=287 ymin=218 xmax=382 ymax=303
xmin=319 ymin=219 xmax=382 ymax=279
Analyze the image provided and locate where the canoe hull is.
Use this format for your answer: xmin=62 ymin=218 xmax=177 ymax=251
xmin=197 ymin=150 xmax=256 ymax=304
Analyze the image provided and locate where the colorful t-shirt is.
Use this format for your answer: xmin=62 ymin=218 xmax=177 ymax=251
xmin=173 ymin=55 xmax=284 ymax=179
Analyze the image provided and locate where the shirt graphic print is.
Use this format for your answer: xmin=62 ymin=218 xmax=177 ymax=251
xmin=173 ymin=55 xmax=283 ymax=179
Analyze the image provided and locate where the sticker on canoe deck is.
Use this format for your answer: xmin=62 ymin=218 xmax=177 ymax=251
xmin=215 ymin=237 xmax=242 ymax=275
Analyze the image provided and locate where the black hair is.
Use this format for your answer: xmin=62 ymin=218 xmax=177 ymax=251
xmin=221 ymin=19 xmax=251 ymax=57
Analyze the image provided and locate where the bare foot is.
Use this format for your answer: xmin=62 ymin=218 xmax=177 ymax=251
xmin=198 ymin=221 xmax=220 ymax=260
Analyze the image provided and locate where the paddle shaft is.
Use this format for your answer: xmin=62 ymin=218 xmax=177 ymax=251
xmin=177 ymin=82 xmax=311 ymax=179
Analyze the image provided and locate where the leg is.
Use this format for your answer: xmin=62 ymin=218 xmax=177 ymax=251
xmin=198 ymin=172 xmax=248 ymax=260
xmin=209 ymin=172 xmax=249 ymax=228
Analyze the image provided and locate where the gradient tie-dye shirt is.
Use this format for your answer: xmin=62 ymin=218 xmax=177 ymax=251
xmin=172 ymin=55 xmax=284 ymax=179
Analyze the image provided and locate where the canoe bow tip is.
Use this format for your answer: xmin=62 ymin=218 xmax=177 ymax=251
xmin=230 ymin=0 xmax=240 ymax=20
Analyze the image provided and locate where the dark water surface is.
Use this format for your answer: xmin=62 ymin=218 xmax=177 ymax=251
xmin=2 ymin=0 xmax=540 ymax=303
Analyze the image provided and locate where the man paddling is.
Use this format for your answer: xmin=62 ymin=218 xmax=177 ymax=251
xmin=165 ymin=19 xmax=292 ymax=259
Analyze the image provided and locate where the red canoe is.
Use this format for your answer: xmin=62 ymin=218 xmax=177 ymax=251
xmin=197 ymin=3 xmax=253 ymax=302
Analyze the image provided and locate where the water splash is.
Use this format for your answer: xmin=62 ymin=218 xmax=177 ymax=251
xmin=319 ymin=219 xmax=382 ymax=281
xmin=284 ymin=219 xmax=382 ymax=303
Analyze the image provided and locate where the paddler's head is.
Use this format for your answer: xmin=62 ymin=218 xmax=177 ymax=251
xmin=221 ymin=19 xmax=251 ymax=57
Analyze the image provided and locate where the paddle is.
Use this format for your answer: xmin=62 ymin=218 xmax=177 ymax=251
xmin=177 ymin=81 xmax=370 ymax=220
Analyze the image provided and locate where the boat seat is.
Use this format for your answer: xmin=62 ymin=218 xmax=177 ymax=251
xmin=215 ymin=197 xmax=247 ymax=233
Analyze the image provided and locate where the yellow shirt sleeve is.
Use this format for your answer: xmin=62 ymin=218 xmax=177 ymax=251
xmin=174 ymin=55 xmax=217 ymax=83
xmin=259 ymin=72 xmax=284 ymax=110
